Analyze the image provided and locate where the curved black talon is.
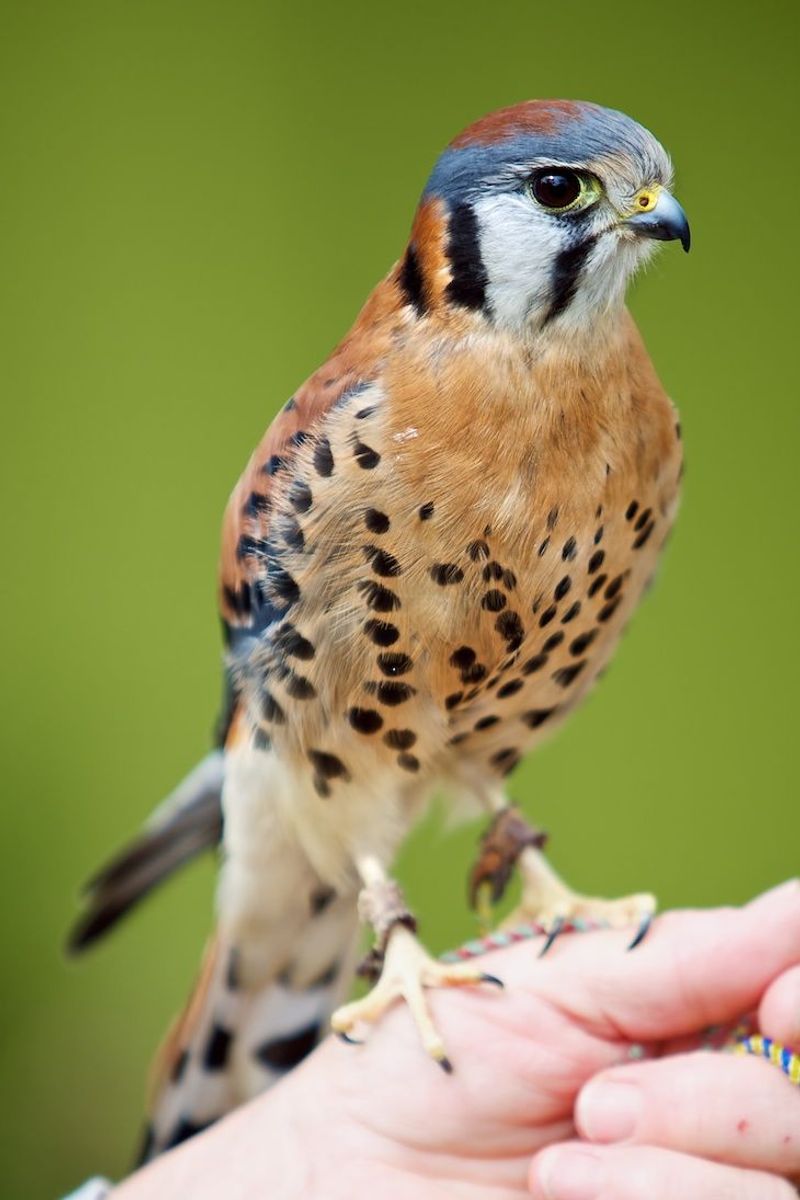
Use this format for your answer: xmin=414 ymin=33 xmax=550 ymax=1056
xmin=480 ymin=972 xmax=505 ymax=989
xmin=627 ymin=910 xmax=653 ymax=951
xmin=336 ymin=1030 xmax=364 ymax=1046
xmin=437 ymin=1055 xmax=454 ymax=1074
xmin=538 ymin=915 xmax=566 ymax=958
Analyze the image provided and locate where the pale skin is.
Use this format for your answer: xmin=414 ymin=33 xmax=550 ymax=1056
xmin=113 ymin=882 xmax=800 ymax=1199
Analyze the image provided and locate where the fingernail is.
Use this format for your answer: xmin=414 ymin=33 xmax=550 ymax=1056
xmin=537 ymin=1148 xmax=604 ymax=1200
xmin=577 ymin=1079 xmax=641 ymax=1142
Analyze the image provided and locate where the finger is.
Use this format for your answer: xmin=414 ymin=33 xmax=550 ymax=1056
xmin=760 ymin=965 xmax=800 ymax=1047
xmin=575 ymin=1051 xmax=800 ymax=1176
xmin=523 ymin=879 xmax=800 ymax=1044
xmin=529 ymin=1142 xmax=798 ymax=1200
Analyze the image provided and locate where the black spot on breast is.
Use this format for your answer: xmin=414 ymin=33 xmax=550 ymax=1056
xmin=552 ymin=661 xmax=587 ymax=687
xmin=357 ymin=581 xmax=401 ymax=611
xmin=384 ymin=728 xmax=416 ymax=750
xmin=449 ymin=731 xmax=469 ymax=745
xmin=490 ymin=747 xmax=521 ymax=775
xmin=462 ymin=663 xmax=487 ymax=684
xmin=348 ymin=707 xmax=383 ymax=734
xmin=397 ymin=753 xmax=420 ymax=772
xmin=354 ymin=442 xmax=381 ymax=469
xmin=255 ymin=1022 xmax=321 ymax=1071
xmin=522 ymin=708 xmax=556 ymax=728
xmin=274 ymin=623 xmax=315 ymax=660
xmin=419 ymin=501 xmax=435 ymax=520
xmin=483 ymin=561 xmax=504 ymax=582
xmin=561 ymin=601 xmax=581 ymax=624
xmin=377 ymin=652 xmax=413 ymax=676
xmin=605 ymin=575 xmax=624 ymax=600
xmin=588 ymin=573 xmax=608 ymax=598
xmin=497 ymin=678 xmax=524 ymax=698
xmin=355 ymin=405 xmax=376 ymax=420
xmin=286 ymin=672 xmax=316 ymax=700
xmin=445 ymin=691 xmax=463 ymax=710
xmin=547 ymin=507 xmax=560 ymax=530
xmin=538 ymin=605 xmax=557 ymax=627
xmin=634 ymin=507 xmax=652 ymax=531
xmin=594 ymin=526 xmax=604 ymax=544
xmin=365 ymin=509 xmax=390 ymax=534
xmin=570 ymin=629 xmax=598 ymax=656
xmin=554 ymin=576 xmax=572 ymax=601
xmin=431 ymin=562 xmax=464 ymax=585
xmin=562 ymin=537 xmax=577 ymax=561
xmin=364 ymin=545 xmax=402 ymax=576
xmin=625 ymin=500 xmax=639 ymax=521
xmin=522 ymin=653 xmax=548 ymax=675
xmin=496 ymin=611 xmax=524 ymax=649
xmin=311 ymin=887 xmax=336 ymax=915
xmin=364 ymin=618 xmax=400 ymax=645
xmin=538 ymin=537 xmax=550 ymax=556
xmin=467 ymin=539 xmax=490 ymax=561
xmin=313 ymin=437 xmax=334 ymax=477
xmin=502 ymin=568 xmax=517 ymax=590
xmin=482 ymin=590 xmax=507 ymax=612
xmin=376 ymin=681 xmax=416 ymax=706
xmin=587 ymin=550 xmax=605 ymax=574
xmin=308 ymin=750 xmax=349 ymax=778
xmin=280 ymin=517 xmax=305 ymax=553
xmin=598 ymin=597 xmax=622 ymax=622
xmin=450 ymin=646 xmax=476 ymax=668
xmin=543 ymin=631 xmax=565 ymax=651
xmin=474 ymin=715 xmax=499 ymax=730
xmin=633 ymin=522 xmax=655 ymax=549
xmin=204 ymin=1024 xmax=233 ymax=1071
xmin=262 ymin=692 xmax=285 ymax=723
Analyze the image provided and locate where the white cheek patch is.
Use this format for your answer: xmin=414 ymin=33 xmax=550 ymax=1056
xmin=473 ymin=193 xmax=566 ymax=331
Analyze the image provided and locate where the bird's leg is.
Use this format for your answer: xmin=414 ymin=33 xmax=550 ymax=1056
xmin=470 ymin=795 xmax=655 ymax=950
xmin=330 ymin=855 xmax=502 ymax=1070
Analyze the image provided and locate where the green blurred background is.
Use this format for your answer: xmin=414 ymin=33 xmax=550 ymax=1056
xmin=2 ymin=0 xmax=798 ymax=1193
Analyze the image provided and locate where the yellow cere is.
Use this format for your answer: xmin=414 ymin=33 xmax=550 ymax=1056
xmin=629 ymin=185 xmax=662 ymax=215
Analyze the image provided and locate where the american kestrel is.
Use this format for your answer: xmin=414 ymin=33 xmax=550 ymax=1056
xmin=70 ymin=99 xmax=689 ymax=1159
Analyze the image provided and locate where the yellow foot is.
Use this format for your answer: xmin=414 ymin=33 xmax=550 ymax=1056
xmin=502 ymin=848 xmax=656 ymax=953
xmin=330 ymin=923 xmax=502 ymax=1070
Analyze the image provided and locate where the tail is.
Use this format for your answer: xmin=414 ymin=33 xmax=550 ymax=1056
xmin=140 ymin=887 xmax=360 ymax=1161
xmin=67 ymin=752 xmax=225 ymax=953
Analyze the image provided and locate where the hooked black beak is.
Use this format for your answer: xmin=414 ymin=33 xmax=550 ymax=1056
xmin=626 ymin=190 xmax=691 ymax=253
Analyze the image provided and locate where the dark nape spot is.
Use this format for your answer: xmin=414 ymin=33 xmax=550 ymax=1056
xmin=497 ymin=678 xmax=524 ymax=698
xmin=491 ymin=747 xmax=521 ymax=775
xmin=547 ymin=506 xmax=559 ymax=530
xmin=570 ymin=629 xmax=598 ymax=656
xmin=376 ymin=681 xmax=416 ymax=706
xmin=496 ymin=611 xmax=524 ymax=648
xmin=587 ymin=573 xmax=608 ymax=598
xmin=561 ymin=601 xmax=581 ymax=624
xmin=357 ymin=581 xmax=401 ymax=612
xmin=171 ymin=1048 xmax=189 ymax=1084
xmin=244 ymin=491 xmax=270 ymax=518
xmin=274 ymin=623 xmax=315 ymax=660
xmin=364 ymin=545 xmax=402 ymax=577
xmin=237 ymin=534 xmax=268 ymax=560
xmin=399 ymin=244 xmax=428 ymax=315
xmin=286 ymin=672 xmax=316 ymax=700
xmin=365 ymin=508 xmax=390 ymax=534
xmin=264 ymin=454 xmax=287 ymax=476
xmin=450 ymin=645 xmax=476 ymax=669
xmin=523 ymin=708 xmax=556 ymax=728
xmin=553 ymin=661 xmax=587 ymax=687
xmin=348 ymin=707 xmax=383 ymax=734
xmin=483 ymin=561 xmax=504 ymax=582
xmin=164 ymin=1117 xmax=211 ymax=1151
xmin=625 ymin=500 xmax=639 ymax=521
xmin=384 ymin=728 xmax=416 ymax=750
xmin=431 ymin=562 xmax=464 ymax=585
xmin=255 ymin=1022 xmax=321 ymax=1071
xmin=280 ymin=517 xmax=305 ymax=553
xmin=313 ymin=437 xmax=334 ymax=477
xmin=543 ymin=631 xmax=564 ymax=651
xmin=598 ymin=597 xmax=622 ymax=622
xmin=308 ymin=750 xmax=349 ymax=779
xmin=353 ymin=442 xmax=381 ymax=469
xmin=253 ymin=729 xmax=271 ymax=752
xmin=204 ymin=1024 xmax=233 ymax=1071
xmin=474 ymin=715 xmax=499 ymax=730
xmin=445 ymin=691 xmax=463 ymax=710
xmin=397 ymin=753 xmax=420 ymax=772
xmin=310 ymin=886 xmax=335 ymax=915
xmin=538 ymin=605 xmax=557 ymax=627
xmin=268 ymin=564 xmax=300 ymax=608
xmin=363 ymin=618 xmax=400 ymax=645
xmin=538 ymin=537 xmax=550 ymax=556
xmin=262 ymin=692 xmax=285 ymax=724
xmin=554 ymin=575 xmax=572 ymax=600
xmin=467 ymin=539 xmax=490 ymax=561
xmin=419 ymin=501 xmax=435 ymax=521
xmin=593 ymin=526 xmax=604 ymax=544
xmin=290 ymin=430 xmax=309 ymax=447
xmin=587 ymin=550 xmax=605 ymax=574
xmin=481 ymin=590 xmax=507 ymax=612
xmin=561 ymin=536 xmax=577 ymax=561
xmin=632 ymin=522 xmax=655 ymax=549
xmin=377 ymin=651 xmax=413 ymax=676
xmin=522 ymin=653 xmax=548 ymax=675
xmin=605 ymin=575 xmax=624 ymax=600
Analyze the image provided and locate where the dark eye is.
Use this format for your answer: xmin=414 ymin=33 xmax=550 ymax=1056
xmin=530 ymin=169 xmax=583 ymax=211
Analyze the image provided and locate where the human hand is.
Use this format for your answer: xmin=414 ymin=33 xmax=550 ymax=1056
xmin=114 ymin=882 xmax=800 ymax=1199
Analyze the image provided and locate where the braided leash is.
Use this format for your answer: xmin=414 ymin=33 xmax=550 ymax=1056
xmin=441 ymin=918 xmax=800 ymax=1087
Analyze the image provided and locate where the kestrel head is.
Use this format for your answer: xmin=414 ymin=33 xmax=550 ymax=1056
xmin=402 ymin=100 xmax=689 ymax=337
